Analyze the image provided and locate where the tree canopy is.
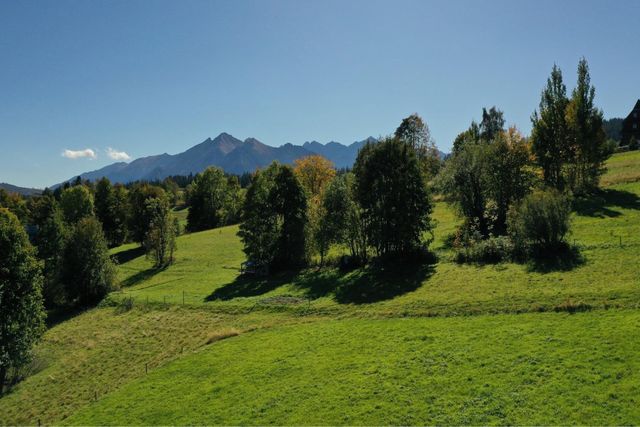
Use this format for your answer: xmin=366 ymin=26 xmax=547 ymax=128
xmin=0 ymin=208 xmax=45 ymax=394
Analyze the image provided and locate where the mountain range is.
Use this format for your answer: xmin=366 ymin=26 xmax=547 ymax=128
xmin=59 ymin=133 xmax=379 ymax=186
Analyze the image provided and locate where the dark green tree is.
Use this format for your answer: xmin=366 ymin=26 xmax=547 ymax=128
xmin=186 ymin=167 xmax=231 ymax=232
xmin=0 ymin=189 xmax=29 ymax=223
xmin=395 ymin=113 xmax=442 ymax=179
xmin=531 ymin=64 xmax=570 ymax=189
xmin=319 ymin=173 xmax=367 ymax=262
xmin=238 ymin=163 xmax=308 ymax=271
xmin=95 ymin=178 xmax=128 ymax=247
xmin=479 ymin=106 xmax=505 ymax=142
xmin=30 ymin=195 xmax=68 ymax=306
xmin=0 ymin=208 xmax=45 ymax=394
xmin=565 ymin=57 xmax=611 ymax=192
xmin=354 ymin=137 xmax=434 ymax=257
xmin=225 ymin=175 xmax=243 ymax=224
xmin=60 ymin=185 xmax=94 ymax=224
xmin=486 ymin=128 xmax=534 ymax=234
xmin=452 ymin=121 xmax=481 ymax=154
xmin=110 ymin=184 xmax=130 ymax=246
xmin=61 ymin=217 xmax=116 ymax=306
xmin=238 ymin=167 xmax=279 ymax=269
xmin=439 ymin=142 xmax=492 ymax=237
xmin=129 ymin=184 xmax=166 ymax=244
xmin=269 ymin=165 xmax=308 ymax=269
xmin=144 ymin=196 xmax=177 ymax=268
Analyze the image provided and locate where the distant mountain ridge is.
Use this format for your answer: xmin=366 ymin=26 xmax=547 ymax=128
xmin=59 ymin=133 xmax=379 ymax=186
xmin=0 ymin=182 xmax=43 ymax=196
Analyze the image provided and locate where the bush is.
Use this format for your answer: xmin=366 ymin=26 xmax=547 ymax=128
xmin=508 ymin=189 xmax=571 ymax=254
xmin=453 ymin=235 xmax=514 ymax=264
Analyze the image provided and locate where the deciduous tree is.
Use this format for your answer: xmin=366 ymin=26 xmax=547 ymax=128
xmin=293 ymin=155 xmax=336 ymax=199
xmin=60 ymin=185 xmax=94 ymax=224
xmin=129 ymin=184 xmax=166 ymax=244
xmin=186 ymin=167 xmax=232 ymax=232
xmin=144 ymin=196 xmax=177 ymax=268
xmin=531 ymin=64 xmax=570 ymax=189
xmin=238 ymin=163 xmax=308 ymax=271
xmin=0 ymin=208 xmax=45 ymax=394
xmin=565 ymin=58 xmax=611 ymax=192
xmin=62 ymin=217 xmax=116 ymax=306
xmin=354 ymin=137 xmax=434 ymax=257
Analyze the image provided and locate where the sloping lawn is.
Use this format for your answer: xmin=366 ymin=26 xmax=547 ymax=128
xmin=67 ymin=311 xmax=640 ymax=426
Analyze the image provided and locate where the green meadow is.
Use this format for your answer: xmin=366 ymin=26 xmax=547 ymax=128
xmin=1 ymin=150 xmax=639 ymax=425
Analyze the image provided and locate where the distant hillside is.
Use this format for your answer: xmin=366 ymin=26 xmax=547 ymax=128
xmin=59 ymin=133 xmax=380 ymax=186
xmin=603 ymin=117 xmax=624 ymax=142
xmin=0 ymin=182 xmax=42 ymax=196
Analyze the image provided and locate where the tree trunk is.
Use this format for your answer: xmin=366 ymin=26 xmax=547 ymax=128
xmin=0 ymin=365 xmax=7 ymax=396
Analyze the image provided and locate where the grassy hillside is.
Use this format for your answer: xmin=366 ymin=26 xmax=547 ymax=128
xmin=67 ymin=311 xmax=640 ymax=425
xmin=1 ymin=150 xmax=639 ymax=425
xmin=111 ymin=150 xmax=640 ymax=317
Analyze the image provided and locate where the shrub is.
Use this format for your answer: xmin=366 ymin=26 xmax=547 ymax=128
xmin=453 ymin=235 xmax=514 ymax=264
xmin=508 ymin=189 xmax=571 ymax=254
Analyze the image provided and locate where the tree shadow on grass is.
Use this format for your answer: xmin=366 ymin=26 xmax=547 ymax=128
xmin=525 ymin=244 xmax=585 ymax=274
xmin=205 ymin=271 xmax=297 ymax=301
xmin=120 ymin=266 xmax=165 ymax=288
xmin=45 ymin=305 xmax=86 ymax=328
xmin=111 ymin=245 xmax=146 ymax=264
xmin=573 ymin=189 xmax=640 ymax=218
xmin=206 ymin=257 xmax=437 ymax=305
xmin=333 ymin=261 xmax=436 ymax=304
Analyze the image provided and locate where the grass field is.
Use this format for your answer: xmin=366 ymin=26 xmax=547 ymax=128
xmin=66 ymin=311 xmax=640 ymax=425
xmin=1 ymin=150 xmax=639 ymax=425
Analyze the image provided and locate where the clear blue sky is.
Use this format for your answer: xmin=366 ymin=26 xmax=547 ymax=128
xmin=1 ymin=0 xmax=639 ymax=188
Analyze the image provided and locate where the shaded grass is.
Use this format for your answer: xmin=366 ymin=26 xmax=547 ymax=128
xmin=573 ymin=188 xmax=640 ymax=218
xmin=66 ymin=311 xmax=640 ymax=426
xmin=208 ymin=260 xmax=436 ymax=305
xmin=0 ymin=306 xmax=315 ymax=425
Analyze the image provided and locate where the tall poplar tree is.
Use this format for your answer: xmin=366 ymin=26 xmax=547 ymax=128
xmin=531 ymin=64 xmax=569 ymax=190
xmin=565 ymin=58 xmax=610 ymax=192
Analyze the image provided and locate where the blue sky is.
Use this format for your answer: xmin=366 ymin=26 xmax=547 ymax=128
xmin=1 ymin=0 xmax=639 ymax=188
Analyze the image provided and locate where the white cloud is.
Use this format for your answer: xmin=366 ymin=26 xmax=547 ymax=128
xmin=106 ymin=147 xmax=131 ymax=161
xmin=62 ymin=148 xmax=97 ymax=159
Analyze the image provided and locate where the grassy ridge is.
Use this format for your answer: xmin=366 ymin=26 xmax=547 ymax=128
xmin=67 ymin=311 xmax=640 ymax=425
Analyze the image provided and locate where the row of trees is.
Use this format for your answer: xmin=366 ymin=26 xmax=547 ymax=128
xmin=531 ymin=58 xmax=611 ymax=193
xmin=2 ymin=179 xmax=181 ymax=310
xmin=185 ymin=168 xmax=243 ymax=232
xmin=239 ymin=115 xmax=439 ymax=272
xmin=0 ymin=177 xmax=190 ymax=393
xmin=439 ymin=58 xmax=608 ymax=261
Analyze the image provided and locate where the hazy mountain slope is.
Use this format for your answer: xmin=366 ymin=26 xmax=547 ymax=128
xmin=0 ymin=182 xmax=42 ymax=196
